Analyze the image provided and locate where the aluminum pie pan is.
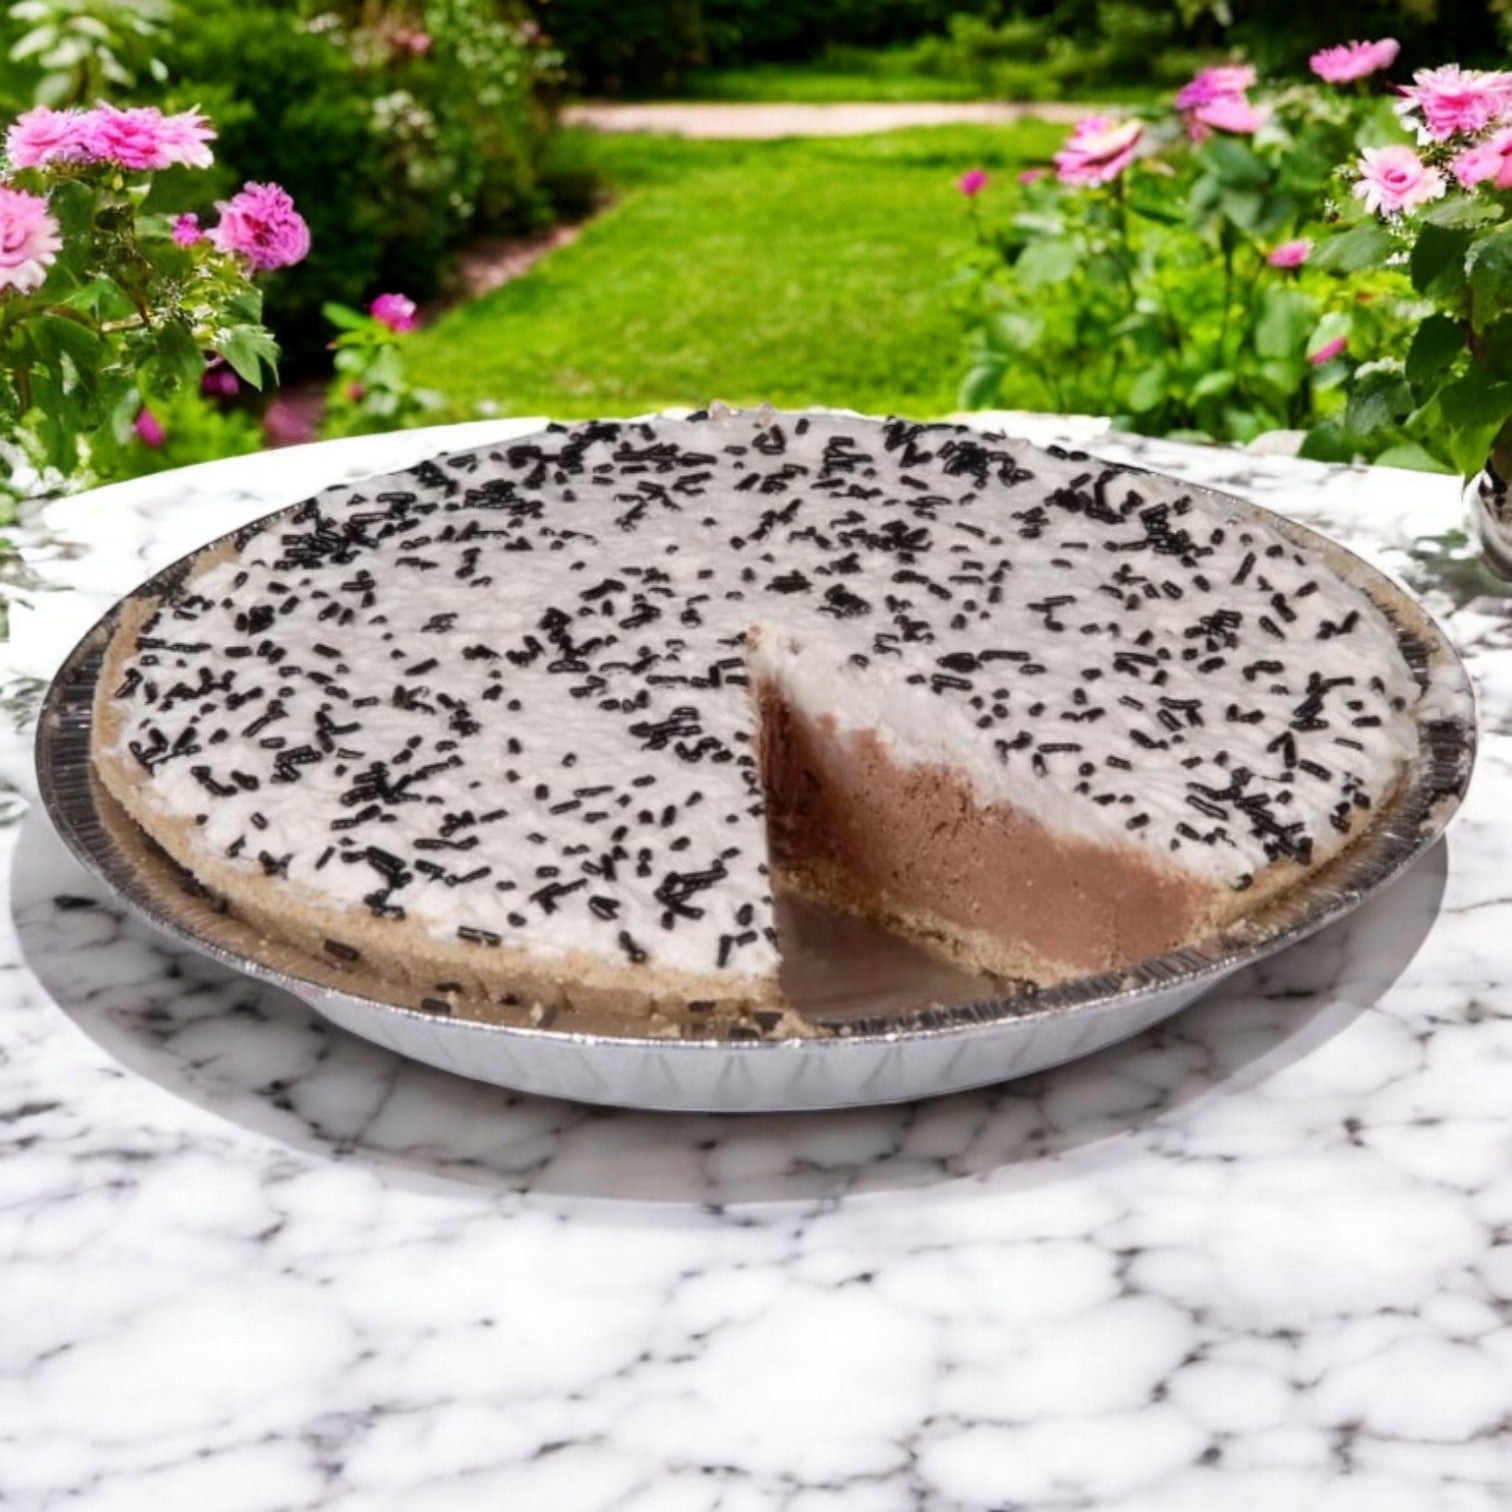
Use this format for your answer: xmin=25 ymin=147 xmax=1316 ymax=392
xmin=36 ymin=478 xmax=1476 ymax=1112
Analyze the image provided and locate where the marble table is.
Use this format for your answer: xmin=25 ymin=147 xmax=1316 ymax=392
xmin=4 ymin=417 xmax=1512 ymax=1511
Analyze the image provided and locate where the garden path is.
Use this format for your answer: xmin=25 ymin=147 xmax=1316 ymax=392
xmin=563 ymin=100 xmax=1086 ymax=138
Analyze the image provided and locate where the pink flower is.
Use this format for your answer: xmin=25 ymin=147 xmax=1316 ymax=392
xmin=956 ymin=168 xmax=989 ymax=197
xmin=1018 ymin=167 xmax=1048 ymax=185
xmin=396 ymin=28 xmax=432 ymax=55
xmin=1192 ymin=93 xmax=1266 ymax=135
xmin=172 ymin=213 xmax=203 ymax=247
xmin=200 ymin=362 xmax=239 ymax=399
xmin=1054 ymin=117 xmax=1143 ymax=188
xmin=1175 ymin=65 xmax=1256 ymax=111
xmin=5 ymin=105 xmax=87 ymax=168
xmin=154 ymin=107 xmax=215 ymax=170
xmin=1268 ymin=239 xmax=1312 ymax=268
xmin=369 ymin=291 xmax=418 ymax=332
xmin=1453 ymin=126 xmax=1512 ymax=191
xmin=262 ymin=397 xmax=315 ymax=448
xmin=1398 ymin=65 xmax=1512 ymax=142
xmin=1310 ymin=39 xmax=1399 ymax=85
xmin=345 ymin=382 xmax=367 ymax=403
xmin=0 ymin=185 xmax=61 ymax=294
xmin=1308 ymin=336 xmax=1347 ymax=366
xmin=210 ymin=182 xmax=310 ymax=271
xmin=133 ymin=407 xmax=166 ymax=447
xmin=1353 ymin=144 xmax=1447 ymax=215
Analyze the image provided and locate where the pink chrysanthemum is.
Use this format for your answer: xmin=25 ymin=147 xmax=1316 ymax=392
xmin=1268 ymin=239 xmax=1312 ymax=268
xmin=369 ymin=292 xmax=418 ymax=332
xmin=81 ymin=103 xmax=217 ymax=170
xmin=210 ymin=182 xmax=310 ymax=272
xmin=0 ymin=185 xmax=61 ymax=294
xmin=172 ymin=213 xmax=203 ymax=247
xmin=1054 ymin=117 xmax=1143 ymax=187
xmin=1352 ymin=144 xmax=1446 ymax=215
xmin=1308 ymin=336 xmax=1347 ymax=366
xmin=1453 ymin=126 xmax=1512 ymax=191
xmin=1398 ymin=65 xmax=1512 ymax=142
xmin=956 ymin=168 xmax=988 ymax=197
xmin=1310 ymin=39 xmax=1399 ymax=85
xmin=1018 ymin=166 xmax=1048 ymax=185
xmin=5 ymin=106 xmax=87 ymax=168
xmin=1175 ymin=65 xmax=1256 ymax=112
xmin=1192 ymin=93 xmax=1266 ymax=135
xmin=154 ymin=107 xmax=215 ymax=170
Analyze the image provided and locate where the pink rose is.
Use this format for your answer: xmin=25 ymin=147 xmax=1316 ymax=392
xmin=5 ymin=106 xmax=87 ymax=168
xmin=1054 ymin=117 xmax=1143 ymax=188
xmin=1175 ymin=65 xmax=1256 ymax=111
xmin=1309 ymin=39 xmax=1399 ymax=85
xmin=1308 ymin=336 xmax=1347 ymax=366
xmin=1453 ymin=126 xmax=1512 ymax=191
xmin=210 ymin=182 xmax=310 ymax=272
xmin=0 ymin=185 xmax=61 ymax=294
xmin=1267 ymin=239 xmax=1312 ymax=268
xmin=369 ymin=292 xmax=418 ymax=332
xmin=1398 ymin=65 xmax=1512 ymax=142
xmin=133 ymin=407 xmax=166 ymax=447
xmin=956 ymin=168 xmax=988 ymax=197
xmin=1352 ymin=144 xmax=1447 ymax=215
xmin=172 ymin=213 xmax=203 ymax=247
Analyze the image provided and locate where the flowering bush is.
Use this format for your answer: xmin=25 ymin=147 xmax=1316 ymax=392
xmin=0 ymin=100 xmax=305 ymax=510
xmin=956 ymin=42 xmax=1512 ymax=478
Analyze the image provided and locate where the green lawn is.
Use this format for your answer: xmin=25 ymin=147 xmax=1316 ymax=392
xmin=410 ymin=123 xmax=1066 ymax=420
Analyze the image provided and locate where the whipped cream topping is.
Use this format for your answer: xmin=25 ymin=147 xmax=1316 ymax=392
xmin=105 ymin=411 xmax=1421 ymax=981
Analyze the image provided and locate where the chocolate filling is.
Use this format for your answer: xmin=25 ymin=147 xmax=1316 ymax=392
xmin=757 ymin=680 xmax=1209 ymax=979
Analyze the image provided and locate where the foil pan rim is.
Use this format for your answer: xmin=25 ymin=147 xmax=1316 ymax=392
xmin=35 ymin=464 xmax=1478 ymax=1057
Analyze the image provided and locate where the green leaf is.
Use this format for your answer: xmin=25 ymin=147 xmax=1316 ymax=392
xmin=1127 ymin=363 xmax=1170 ymax=414
xmin=1203 ymin=138 xmax=1269 ymax=188
xmin=1468 ymin=224 xmax=1512 ymax=328
xmin=1312 ymin=221 xmax=1396 ymax=274
xmin=1254 ymin=286 xmax=1315 ymax=361
xmin=1372 ymin=442 xmax=1454 ymax=473
xmin=1421 ymin=196 xmax=1504 ymax=231
xmin=1015 ymin=238 xmax=1078 ymax=288
xmin=322 ymin=301 xmax=369 ymax=332
xmin=149 ymin=320 xmax=204 ymax=393
xmin=959 ymin=360 xmax=1005 ymax=410
xmin=31 ymin=314 xmax=104 ymax=386
xmin=1405 ymin=314 xmax=1466 ymax=391
xmin=220 ymin=326 xmax=279 ymax=390
xmin=1345 ymin=368 xmax=1413 ymax=437
xmin=1193 ymin=369 xmax=1235 ymax=402
xmin=1410 ymin=222 xmax=1472 ymax=301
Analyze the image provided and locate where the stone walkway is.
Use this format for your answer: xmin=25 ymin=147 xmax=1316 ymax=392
xmin=563 ymin=100 xmax=1086 ymax=139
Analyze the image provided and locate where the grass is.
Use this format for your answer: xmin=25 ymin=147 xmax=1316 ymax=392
xmin=409 ymin=122 xmax=1065 ymax=421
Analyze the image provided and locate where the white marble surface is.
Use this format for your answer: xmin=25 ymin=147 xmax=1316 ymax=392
xmin=4 ymin=416 xmax=1512 ymax=1510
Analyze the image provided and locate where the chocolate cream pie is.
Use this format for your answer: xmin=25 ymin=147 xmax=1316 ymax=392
xmin=92 ymin=410 xmax=1422 ymax=1030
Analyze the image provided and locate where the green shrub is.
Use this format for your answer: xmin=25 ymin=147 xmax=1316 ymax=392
xmin=155 ymin=0 xmax=564 ymax=373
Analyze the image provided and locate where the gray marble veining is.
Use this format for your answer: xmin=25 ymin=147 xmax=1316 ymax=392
xmin=3 ymin=417 xmax=1512 ymax=1510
